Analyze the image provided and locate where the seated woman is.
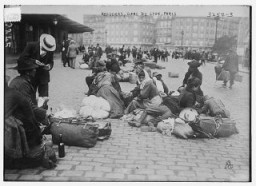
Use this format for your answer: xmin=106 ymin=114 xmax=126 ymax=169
xmin=179 ymin=77 xmax=202 ymax=110
xmin=125 ymin=70 xmax=162 ymax=115
xmin=88 ymin=69 xmax=125 ymax=119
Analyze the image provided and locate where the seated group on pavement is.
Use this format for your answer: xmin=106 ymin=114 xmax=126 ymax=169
xmin=5 ymin=45 xmax=238 ymax=170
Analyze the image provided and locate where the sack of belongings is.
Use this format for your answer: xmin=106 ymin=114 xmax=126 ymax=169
xmin=79 ymin=63 xmax=89 ymax=69
xmin=157 ymin=118 xmax=175 ymax=136
xmin=202 ymin=96 xmax=230 ymax=118
xmin=189 ymin=115 xmax=238 ymax=138
xmin=172 ymin=118 xmax=195 ymax=139
xmin=50 ymin=118 xmax=99 ymax=148
xmin=80 ymin=95 xmax=110 ymax=119
xmin=157 ymin=118 xmax=195 ymax=139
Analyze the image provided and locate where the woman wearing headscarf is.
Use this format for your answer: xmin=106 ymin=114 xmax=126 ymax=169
xmin=124 ymin=70 xmax=162 ymax=115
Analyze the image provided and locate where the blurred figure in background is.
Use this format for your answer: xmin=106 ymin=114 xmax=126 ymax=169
xmin=66 ymin=40 xmax=79 ymax=69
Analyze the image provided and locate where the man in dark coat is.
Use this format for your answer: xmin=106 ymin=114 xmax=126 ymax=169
xmin=18 ymin=34 xmax=56 ymax=97
xmin=9 ymin=59 xmax=50 ymax=124
xmin=61 ymin=37 xmax=71 ymax=67
xmin=95 ymin=43 xmax=103 ymax=58
xmin=222 ymin=48 xmax=239 ymax=89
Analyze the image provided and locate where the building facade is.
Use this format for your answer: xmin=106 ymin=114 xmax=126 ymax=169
xmin=83 ymin=15 xmax=105 ymax=46
xmin=237 ymin=17 xmax=250 ymax=67
xmin=83 ymin=14 xmax=243 ymax=51
xmin=105 ymin=15 xmax=155 ymax=50
xmin=155 ymin=16 xmax=240 ymax=51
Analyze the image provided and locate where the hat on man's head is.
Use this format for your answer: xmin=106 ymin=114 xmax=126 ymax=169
xmin=12 ymin=59 xmax=39 ymax=71
xmin=187 ymin=60 xmax=201 ymax=68
xmin=153 ymin=72 xmax=162 ymax=77
xmin=40 ymin=34 xmax=56 ymax=51
xmin=134 ymin=60 xmax=144 ymax=66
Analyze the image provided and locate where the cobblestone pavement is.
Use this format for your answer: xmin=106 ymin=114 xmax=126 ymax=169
xmin=5 ymin=54 xmax=250 ymax=182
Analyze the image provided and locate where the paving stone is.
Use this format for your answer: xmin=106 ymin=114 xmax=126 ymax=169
xmin=81 ymin=162 xmax=102 ymax=166
xmin=18 ymin=169 xmax=41 ymax=175
xmin=167 ymin=175 xmax=189 ymax=181
xmin=105 ymin=173 xmax=125 ymax=179
xmin=42 ymin=176 xmax=70 ymax=181
xmin=134 ymin=168 xmax=155 ymax=175
xmin=18 ymin=175 xmax=43 ymax=181
xmin=147 ymin=175 xmax=168 ymax=181
xmin=58 ymin=160 xmax=81 ymax=165
xmin=155 ymin=169 xmax=175 ymax=176
xmin=59 ymin=170 xmax=84 ymax=177
xmin=168 ymin=165 xmax=190 ymax=171
xmin=54 ymin=164 xmax=73 ymax=170
xmin=4 ymin=169 xmax=18 ymax=174
xmin=127 ymin=174 xmax=146 ymax=181
xmin=75 ymin=165 xmax=94 ymax=171
xmin=39 ymin=170 xmax=58 ymax=176
xmin=94 ymin=166 xmax=113 ymax=172
xmin=84 ymin=171 xmax=104 ymax=178
xmin=72 ymin=157 xmax=93 ymax=161
xmin=113 ymin=167 xmax=133 ymax=174
xmin=4 ymin=174 xmax=20 ymax=180
xmin=93 ymin=158 xmax=114 ymax=163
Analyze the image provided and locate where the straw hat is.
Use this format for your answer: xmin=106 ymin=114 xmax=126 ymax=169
xmin=40 ymin=34 xmax=56 ymax=51
xmin=179 ymin=108 xmax=199 ymax=122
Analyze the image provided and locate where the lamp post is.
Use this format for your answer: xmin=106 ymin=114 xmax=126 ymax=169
xmin=105 ymin=30 xmax=107 ymax=47
xmin=181 ymin=30 xmax=184 ymax=49
xmin=170 ymin=16 xmax=176 ymax=47
xmin=214 ymin=16 xmax=220 ymax=44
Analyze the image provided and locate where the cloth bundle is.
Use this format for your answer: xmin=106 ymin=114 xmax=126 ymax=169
xmin=79 ymin=95 xmax=111 ymax=119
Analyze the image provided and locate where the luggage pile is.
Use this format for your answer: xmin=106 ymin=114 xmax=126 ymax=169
xmin=49 ymin=95 xmax=113 ymax=148
xmin=155 ymin=95 xmax=238 ymax=139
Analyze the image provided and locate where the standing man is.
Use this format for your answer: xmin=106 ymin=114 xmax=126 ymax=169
xmin=95 ymin=43 xmax=103 ymax=59
xmin=18 ymin=33 xmax=56 ymax=98
xmin=132 ymin=46 xmax=137 ymax=60
xmin=62 ymin=37 xmax=71 ymax=67
xmin=127 ymin=47 xmax=131 ymax=58
xmin=222 ymin=48 xmax=239 ymax=89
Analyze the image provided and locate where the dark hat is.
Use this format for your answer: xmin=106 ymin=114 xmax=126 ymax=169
xmin=134 ymin=60 xmax=144 ymax=65
xmin=12 ymin=59 xmax=39 ymax=70
xmin=153 ymin=72 xmax=162 ymax=77
xmin=187 ymin=60 xmax=201 ymax=68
